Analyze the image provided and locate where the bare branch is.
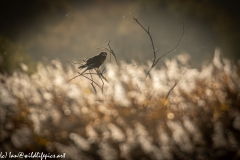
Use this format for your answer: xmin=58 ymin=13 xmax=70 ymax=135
xmin=67 ymin=74 xmax=82 ymax=82
xmin=97 ymin=46 xmax=110 ymax=52
xmin=81 ymin=75 xmax=101 ymax=89
xmin=133 ymin=17 xmax=157 ymax=63
xmin=83 ymin=57 xmax=89 ymax=62
xmin=164 ymin=81 xmax=178 ymax=104
xmin=107 ymin=40 xmax=119 ymax=67
xmin=97 ymin=41 xmax=118 ymax=67
xmin=82 ymin=69 xmax=108 ymax=83
xmin=68 ymin=54 xmax=108 ymax=95
xmin=68 ymin=70 xmax=102 ymax=94
xmin=134 ymin=18 xmax=184 ymax=78
xmin=89 ymin=70 xmax=97 ymax=93
xmin=164 ymin=69 xmax=186 ymax=105
xmin=133 ymin=17 xmax=149 ymax=33
xmin=110 ymin=48 xmax=112 ymax=62
xmin=137 ymin=60 xmax=142 ymax=66
xmin=102 ymin=67 xmax=107 ymax=74
xmin=67 ymin=68 xmax=92 ymax=82
xmin=68 ymin=59 xmax=82 ymax=65
xmin=95 ymin=69 xmax=109 ymax=83
xmin=154 ymin=21 xmax=185 ymax=67
xmin=100 ymin=74 xmax=109 ymax=83
xmin=95 ymin=69 xmax=104 ymax=94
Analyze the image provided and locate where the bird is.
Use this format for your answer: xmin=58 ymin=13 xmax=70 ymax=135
xmin=78 ymin=51 xmax=107 ymax=75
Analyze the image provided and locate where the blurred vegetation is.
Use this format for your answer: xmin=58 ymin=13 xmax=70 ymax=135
xmin=1 ymin=52 xmax=240 ymax=159
xmin=0 ymin=36 xmax=36 ymax=75
xmin=0 ymin=0 xmax=239 ymax=65
xmin=140 ymin=0 xmax=240 ymax=59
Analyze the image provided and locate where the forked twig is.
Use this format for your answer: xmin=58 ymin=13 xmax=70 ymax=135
xmin=84 ymin=70 xmax=109 ymax=83
xmin=98 ymin=41 xmax=119 ymax=68
xmin=107 ymin=41 xmax=119 ymax=67
xmin=133 ymin=17 xmax=185 ymax=77
xmin=68 ymin=67 xmax=107 ymax=94
xmin=133 ymin=17 xmax=159 ymax=63
xmin=147 ymin=21 xmax=185 ymax=76
xmin=81 ymin=73 xmax=102 ymax=90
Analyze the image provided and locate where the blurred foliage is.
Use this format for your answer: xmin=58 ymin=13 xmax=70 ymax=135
xmin=0 ymin=36 xmax=36 ymax=75
xmin=139 ymin=0 xmax=240 ymax=59
xmin=0 ymin=52 xmax=240 ymax=159
xmin=1 ymin=0 xmax=240 ymax=65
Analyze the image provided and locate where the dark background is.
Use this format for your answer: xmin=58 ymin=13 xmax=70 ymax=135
xmin=1 ymin=1 xmax=240 ymax=159
xmin=1 ymin=0 xmax=240 ymax=73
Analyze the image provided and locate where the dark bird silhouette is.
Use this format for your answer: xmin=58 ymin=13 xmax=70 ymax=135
xmin=78 ymin=51 xmax=107 ymax=75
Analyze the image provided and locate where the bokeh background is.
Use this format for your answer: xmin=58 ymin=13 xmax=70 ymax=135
xmin=1 ymin=1 xmax=240 ymax=160
xmin=1 ymin=0 xmax=240 ymax=73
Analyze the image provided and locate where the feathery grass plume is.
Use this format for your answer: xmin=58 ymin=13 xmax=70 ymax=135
xmin=1 ymin=52 xmax=240 ymax=159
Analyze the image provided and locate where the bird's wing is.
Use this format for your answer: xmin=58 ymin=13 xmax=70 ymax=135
xmin=86 ymin=54 xmax=99 ymax=65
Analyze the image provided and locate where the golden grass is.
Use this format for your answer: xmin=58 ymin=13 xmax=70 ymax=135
xmin=1 ymin=53 xmax=240 ymax=160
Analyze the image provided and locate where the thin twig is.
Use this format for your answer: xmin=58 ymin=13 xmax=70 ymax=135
xmin=95 ymin=69 xmax=109 ymax=83
xmin=95 ymin=69 xmax=104 ymax=94
xmin=67 ymin=68 xmax=91 ymax=82
xmin=164 ymin=81 xmax=178 ymax=104
xmin=67 ymin=74 xmax=82 ymax=82
xmin=102 ymin=67 xmax=107 ymax=74
xmin=97 ymin=46 xmax=112 ymax=64
xmin=134 ymin=17 xmax=185 ymax=78
xmin=110 ymin=48 xmax=112 ymax=62
xmin=97 ymin=41 xmax=119 ymax=67
xmin=68 ymin=71 xmax=102 ymax=94
xmin=133 ymin=17 xmax=157 ymax=63
xmin=97 ymin=46 xmax=111 ymax=52
xmin=80 ymin=73 xmax=102 ymax=90
xmin=68 ymin=57 xmax=108 ymax=94
xmin=100 ymin=74 xmax=109 ymax=83
xmin=107 ymin=40 xmax=119 ymax=67
xmin=89 ymin=70 xmax=97 ymax=93
xmin=82 ymin=70 xmax=109 ymax=83
xmin=164 ymin=68 xmax=187 ymax=105
xmin=137 ymin=60 xmax=142 ymax=66
xmin=153 ymin=21 xmax=185 ymax=68
xmin=68 ymin=59 xmax=82 ymax=65
xmin=147 ymin=21 xmax=184 ymax=77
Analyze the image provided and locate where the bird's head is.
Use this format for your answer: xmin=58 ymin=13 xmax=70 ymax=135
xmin=100 ymin=51 xmax=107 ymax=57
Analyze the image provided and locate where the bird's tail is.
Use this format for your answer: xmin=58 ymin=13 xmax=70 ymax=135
xmin=78 ymin=64 xmax=87 ymax=70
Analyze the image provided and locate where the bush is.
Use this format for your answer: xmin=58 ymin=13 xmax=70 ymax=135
xmin=0 ymin=52 xmax=240 ymax=160
xmin=0 ymin=36 xmax=36 ymax=75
